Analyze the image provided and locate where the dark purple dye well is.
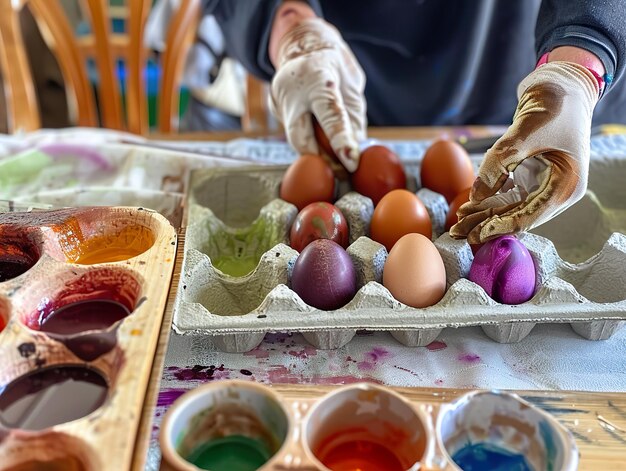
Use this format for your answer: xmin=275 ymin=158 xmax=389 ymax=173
xmin=0 ymin=365 xmax=108 ymax=430
xmin=39 ymin=299 xmax=131 ymax=335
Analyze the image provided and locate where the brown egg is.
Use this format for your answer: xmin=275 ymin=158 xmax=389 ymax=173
xmin=370 ymin=189 xmax=431 ymax=252
xmin=280 ymin=154 xmax=335 ymax=210
xmin=383 ymin=233 xmax=447 ymax=308
xmin=445 ymin=187 xmax=472 ymax=231
xmin=351 ymin=145 xmax=406 ymax=205
xmin=420 ymin=140 xmax=474 ymax=203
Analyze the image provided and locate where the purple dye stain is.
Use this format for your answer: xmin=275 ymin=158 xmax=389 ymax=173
xmin=426 ymin=340 xmax=447 ymax=352
xmin=288 ymin=345 xmax=318 ymax=359
xmin=458 ymin=353 xmax=481 ymax=364
xmin=157 ymin=388 xmax=188 ymax=407
xmin=435 ymin=379 xmax=444 ymax=386
xmin=167 ymin=364 xmax=230 ymax=382
xmin=357 ymin=361 xmax=376 ymax=371
xmin=364 ymin=347 xmax=391 ymax=362
xmin=240 ymin=369 xmax=253 ymax=376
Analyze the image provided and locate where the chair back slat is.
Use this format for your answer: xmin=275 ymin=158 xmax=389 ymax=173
xmin=82 ymin=0 xmax=123 ymax=129
xmin=158 ymin=0 xmax=200 ymax=133
xmin=0 ymin=0 xmax=40 ymax=131
xmin=126 ymin=0 xmax=150 ymax=135
xmin=29 ymin=0 xmax=98 ymax=127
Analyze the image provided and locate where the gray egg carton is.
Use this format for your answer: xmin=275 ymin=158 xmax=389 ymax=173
xmin=172 ymin=164 xmax=626 ymax=352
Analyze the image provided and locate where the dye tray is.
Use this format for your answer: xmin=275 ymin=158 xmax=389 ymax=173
xmin=173 ymin=157 xmax=626 ymax=352
xmin=0 ymin=207 xmax=177 ymax=470
xmin=159 ymin=380 xmax=578 ymax=471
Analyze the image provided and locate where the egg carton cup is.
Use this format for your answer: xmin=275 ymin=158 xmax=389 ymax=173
xmin=160 ymin=381 xmax=577 ymax=471
xmin=173 ymin=165 xmax=626 ymax=352
xmin=0 ymin=207 xmax=177 ymax=471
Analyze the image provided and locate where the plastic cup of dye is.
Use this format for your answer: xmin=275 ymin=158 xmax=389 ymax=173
xmin=160 ymin=380 xmax=290 ymax=471
xmin=303 ymin=383 xmax=432 ymax=471
xmin=437 ymin=390 xmax=578 ymax=471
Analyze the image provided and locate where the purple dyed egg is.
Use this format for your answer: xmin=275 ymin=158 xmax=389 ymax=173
xmin=291 ymin=239 xmax=357 ymax=310
xmin=469 ymin=236 xmax=536 ymax=304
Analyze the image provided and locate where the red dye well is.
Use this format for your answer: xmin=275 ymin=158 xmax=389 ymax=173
xmin=317 ymin=439 xmax=404 ymax=471
xmin=39 ymin=299 xmax=131 ymax=335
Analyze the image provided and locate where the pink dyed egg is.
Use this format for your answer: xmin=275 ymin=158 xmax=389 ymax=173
xmin=468 ymin=236 xmax=536 ymax=305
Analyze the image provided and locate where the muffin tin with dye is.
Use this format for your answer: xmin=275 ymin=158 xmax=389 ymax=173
xmin=0 ymin=206 xmax=176 ymax=471
xmin=173 ymin=157 xmax=626 ymax=352
xmin=159 ymin=380 xmax=578 ymax=471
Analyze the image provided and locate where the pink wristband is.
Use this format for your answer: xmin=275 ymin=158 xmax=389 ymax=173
xmin=535 ymin=52 xmax=603 ymax=96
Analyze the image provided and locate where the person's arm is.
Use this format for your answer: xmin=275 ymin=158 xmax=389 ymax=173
xmin=536 ymin=0 xmax=626 ymax=93
xmin=450 ymin=1 xmax=626 ymax=243
xmin=204 ymin=0 xmax=322 ymax=80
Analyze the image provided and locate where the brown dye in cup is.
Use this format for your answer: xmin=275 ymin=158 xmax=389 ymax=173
xmin=0 ymin=365 xmax=108 ymax=430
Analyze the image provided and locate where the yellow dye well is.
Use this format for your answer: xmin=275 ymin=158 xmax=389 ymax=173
xmin=57 ymin=220 xmax=155 ymax=265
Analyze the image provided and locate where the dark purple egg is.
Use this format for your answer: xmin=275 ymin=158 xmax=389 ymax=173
xmin=469 ymin=235 xmax=536 ymax=305
xmin=291 ymin=239 xmax=357 ymax=310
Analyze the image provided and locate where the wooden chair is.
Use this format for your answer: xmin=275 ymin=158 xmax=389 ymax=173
xmin=0 ymin=0 xmax=200 ymax=134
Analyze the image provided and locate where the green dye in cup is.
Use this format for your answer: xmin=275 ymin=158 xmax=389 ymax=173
xmin=212 ymin=256 xmax=259 ymax=277
xmin=185 ymin=435 xmax=272 ymax=471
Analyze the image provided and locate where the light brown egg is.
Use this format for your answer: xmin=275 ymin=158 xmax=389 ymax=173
xmin=382 ymin=233 xmax=446 ymax=308
xmin=420 ymin=140 xmax=474 ymax=203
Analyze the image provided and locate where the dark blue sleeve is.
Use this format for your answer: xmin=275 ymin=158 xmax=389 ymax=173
xmin=203 ymin=0 xmax=323 ymax=81
xmin=536 ymin=0 xmax=626 ymax=93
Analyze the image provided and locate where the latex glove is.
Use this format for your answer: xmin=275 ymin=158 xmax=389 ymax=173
xmin=270 ymin=18 xmax=367 ymax=172
xmin=450 ymin=62 xmax=599 ymax=244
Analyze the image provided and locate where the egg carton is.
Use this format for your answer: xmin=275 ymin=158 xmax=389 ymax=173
xmin=0 ymin=207 xmax=176 ymax=470
xmin=173 ymin=164 xmax=626 ymax=352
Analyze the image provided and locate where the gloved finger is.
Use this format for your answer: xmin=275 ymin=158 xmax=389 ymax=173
xmin=469 ymin=131 xmax=528 ymax=204
xmin=285 ymin=111 xmax=320 ymax=156
xmin=339 ymin=47 xmax=367 ymax=141
xmin=470 ymin=153 xmax=583 ymax=242
xmin=342 ymin=82 xmax=367 ymax=142
xmin=449 ymin=200 xmax=523 ymax=243
xmin=310 ymin=75 xmax=360 ymax=172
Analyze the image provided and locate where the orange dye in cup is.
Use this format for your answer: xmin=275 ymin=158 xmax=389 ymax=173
xmin=316 ymin=439 xmax=404 ymax=471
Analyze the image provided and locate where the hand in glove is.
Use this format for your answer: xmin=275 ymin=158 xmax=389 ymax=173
xmin=270 ymin=17 xmax=366 ymax=172
xmin=450 ymin=61 xmax=599 ymax=244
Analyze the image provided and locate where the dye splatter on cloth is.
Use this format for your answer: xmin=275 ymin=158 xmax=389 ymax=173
xmin=145 ymin=324 xmax=626 ymax=469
